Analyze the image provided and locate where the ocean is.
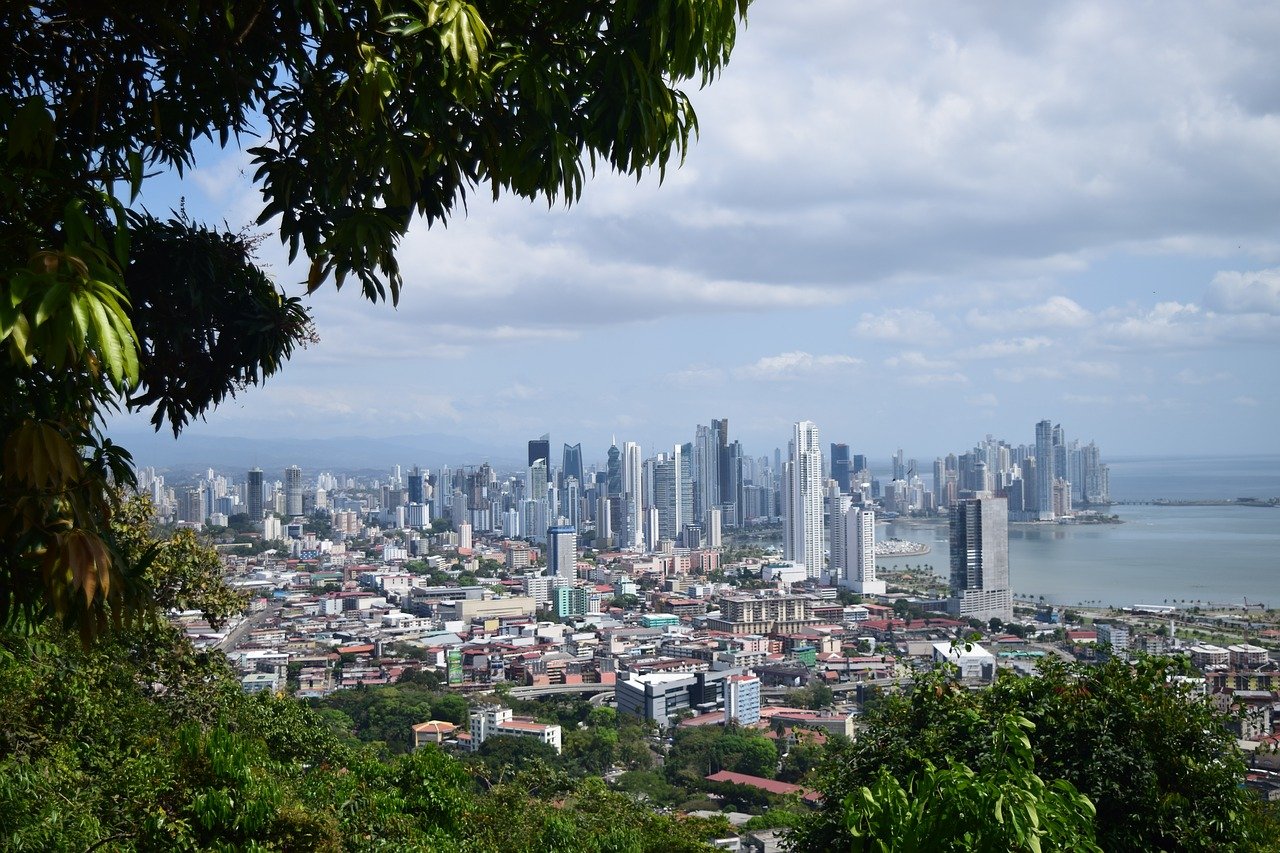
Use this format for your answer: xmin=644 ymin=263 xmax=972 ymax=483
xmin=876 ymin=455 xmax=1280 ymax=609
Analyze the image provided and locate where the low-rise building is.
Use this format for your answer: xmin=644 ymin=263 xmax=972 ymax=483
xmin=468 ymin=706 xmax=562 ymax=754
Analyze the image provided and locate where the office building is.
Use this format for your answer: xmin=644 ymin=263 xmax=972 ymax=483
xmin=830 ymin=442 xmax=852 ymax=493
xmin=246 ymin=467 xmax=264 ymax=520
xmin=616 ymin=669 xmax=740 ymax=727
xmin=561 ymin=443 xmax=583 ymax=490
xmin=549 ymin=524 xmax=577 ymax=581
xmin=783 ymin=421 xmax=825 ymax=580
xmin=844 ymin=506 xmax=884 ymax=595
xmin=654 ymin=444 xmax=693 ymax=542
xmin=284 ymin=465 xmax=303 ymax=517
xmin=947 ymin=495 xmax=1013 ymax=622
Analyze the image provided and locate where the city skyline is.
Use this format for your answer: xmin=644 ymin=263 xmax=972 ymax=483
xmin=106 ymin=2 xmax=1278 ymax=459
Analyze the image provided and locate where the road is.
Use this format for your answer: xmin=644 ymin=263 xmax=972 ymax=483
xmin=217 ymin=600 xmax=279 ymax=652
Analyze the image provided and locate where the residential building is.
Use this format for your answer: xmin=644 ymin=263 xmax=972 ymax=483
xmin=725 ymin=672 xmax=762 ymax=725
xmin=549 ymin=524 xmax=577 ymax=580
xmin=246 ymin=467 xmax=264 ymax=520
xmin=783 ymin=420 xmax=825 ymax=580
xmin=284 ymin=464 xmax=303 ymax=517
xmin=843 ymin=505 xmax=883 ymax=595
xmin=947 ymin=495 xmax=1013 ymax=622
xmin=469 ymin=705 xmax=562 ymax=753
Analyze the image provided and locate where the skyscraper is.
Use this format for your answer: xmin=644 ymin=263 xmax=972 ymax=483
xmin=246 ymin=467 xmax=264 ymax=520
xmin=561 ymin=443 xmax=583 ymax=490
xmin=284 ymin=465 xmax=303 ymax=517
xmin=548 ymin=524 xmax=577 ymax=580
xmin=1034 ymin=419 xmax=1054 ymax=521
xmin=947 ymin=495 xmax=1012 ymax=622
xmin=606 ymin=442 xmax=623 ymax=496
xmin=528 ymin=435 xmax=551 ymax=469
xmin=830 ymin=443 xmax=851 ymax=493
xmin=783 ymin=420 xmax=825 ymax=580
xmin=843 ymin=505 xmax=883 ymax=594
xmin=694 ymin=423 xmax=721 ymax=524
xmin=622 ymin=441 xmax=643 ymax=547
xmin=653 ymin=445 xmax=693 ymax=542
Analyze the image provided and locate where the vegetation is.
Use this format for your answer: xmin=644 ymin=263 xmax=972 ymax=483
xmin=1 ymin=0 xmax=750 ymax=641
xmin=789 ymin=656 xmax=1279 ymax=852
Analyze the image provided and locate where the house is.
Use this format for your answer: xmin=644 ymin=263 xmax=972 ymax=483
xmin=410 ymin=720 xmax=458 ymax=749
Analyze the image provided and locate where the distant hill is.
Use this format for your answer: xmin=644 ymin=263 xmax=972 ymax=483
xmin=113 ymin=429 xmax=522 ymax=477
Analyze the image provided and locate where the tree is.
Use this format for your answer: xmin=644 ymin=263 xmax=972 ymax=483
xmin=1 ymin=0 xmax=750 ymax=639
xmin=790 ymin=656 xmax=1277 ymax=852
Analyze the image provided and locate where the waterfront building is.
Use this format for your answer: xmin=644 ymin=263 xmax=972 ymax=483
xmin=1034 ymin=419 xmax=1054 ymax=520
xmin=947 ymin=495 xmax=1013 ymax=622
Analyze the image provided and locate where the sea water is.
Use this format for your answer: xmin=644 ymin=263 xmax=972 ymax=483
xmin=877 ymin=455 xmax=1280 ymax=608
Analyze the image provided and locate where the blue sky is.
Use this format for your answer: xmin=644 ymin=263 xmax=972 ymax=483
xmin=114 ymin=1 xmax=1280 ymax=467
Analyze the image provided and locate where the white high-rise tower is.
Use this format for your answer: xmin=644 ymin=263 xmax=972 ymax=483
xmin=843 ymin=506 xmax=883 ymax=595
xmin=783 ymin=420 xmax=825 ymax=580
xmin=622 ymin=441 xmax=643 ymax=548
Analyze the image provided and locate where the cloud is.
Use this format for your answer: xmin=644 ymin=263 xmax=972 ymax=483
xmin=1097 ymin=301 xmax=1203 ymax=349
xmin=884 ymin=350 xmax=956 ymax=370
xmin=1205 ymin=268 xmax=1280 ymax=314
xmin=902 ymin=372 xmax=969 ymax=386
xmin=1233 ymin=395 xmax=1260 ymax=407
xmin=667 ymin=365 xmax=727 ymax=387
xmin=1175 ymin=368 xmax=1232 ymax=385
xmin=735 ymin=351 xmax=863 ymax=381
xmin=955 ymin=336 xmax=1054 ymax=359
xmin=967 ymin=297 xmax=1093 ymax=331
xmin=855 ymin=309 xmax=948 ymax=342
xmin=966 ymin=393 xmax=999 ymax=407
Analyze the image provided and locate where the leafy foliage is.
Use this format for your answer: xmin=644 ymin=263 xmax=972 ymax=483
xmin=789 ymin=656 xmax=1277 ymax=852
xmin=0 ymin=0 xmax=749 ymax=639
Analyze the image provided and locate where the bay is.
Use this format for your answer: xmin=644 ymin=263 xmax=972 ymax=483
xmin=874 ymin=455 xmax=1280 ymax=608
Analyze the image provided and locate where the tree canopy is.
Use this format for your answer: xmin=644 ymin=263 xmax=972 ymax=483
xmin=788 ymin=656 xmax=1278 ymax=852
xmin=0 ymin=0 xmax=751 ymax=639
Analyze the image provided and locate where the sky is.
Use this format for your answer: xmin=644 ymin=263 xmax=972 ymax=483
xmin=115 ymin=1 xmax=1280 ymax=470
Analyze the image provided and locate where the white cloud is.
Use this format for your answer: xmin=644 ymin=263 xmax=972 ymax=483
xmin=1205 ymin=268 xmax=1280 ymax=314
xmin=955 ymin=336 xmax=1054 ymax=359
xmin=854 ymin=309 xmax=947 ymax=342
xmin=902 ymin=372 xmax=969 ymax=386
xmin=1233 ymin=395 xmax=1260 ymax=407
xmin=967 ymin=297 xmax=1093 ymax=331
xmin=667 ymin=365 xmax=727 ymax=387
xmin=1175 ymin=368 xmax=1232 ymax=385
xmin=884 ymin=350 xmax=956 ymax=370
xmin=966 ymin=393 xmax=999 ymax=407
xmin=1098 ymin=301 xmax=1203 ymax=349
xmin=735 ymin=352 xmax=862 ymax=381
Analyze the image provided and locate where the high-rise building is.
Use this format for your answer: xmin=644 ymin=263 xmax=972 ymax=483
xmin=947 ymin=496 xmax=1012 ymax=622
xmin=830 ymin=443 xmax=851 ymax=493
xmin=783 ymin=420 xmax=825 ymax=580
xmin=622 ymin=441 xmax=643 ymax=547
xmin=654 ymin=445 xmax=693 ymax=542
xmin=827 ymin=483 xmax=851 ymax=579
xmin=694 ymin=423 xmax=721 ymax=524
xmin=561 ymin=443 xmax=583 ymax=490
xmin=1034 ymin=419 xmax=1054 ymax=521
xmin=407 ymin=466 xmax=425 ymax=505
xmin=284 ymin=465 xmax=303 ymax=517
xmin=246 ymin=467 xmax=264 ymax=520
xmin=725 ymin=672 xmax=761 ymax=726
xmin=528 ymin=435 xmax=551 ymax=469
xmin=606 ymin=442 xmax=623 ymax=496
xmin=843 ymin=505 xmax=883 ymax=594
xmin=549 ymin=524 xmax=577 ymax=580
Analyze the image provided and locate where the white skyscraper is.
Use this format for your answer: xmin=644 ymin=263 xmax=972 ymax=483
xmin=783 ymin=420 xmax=825 ymax=580
xmin=622 ymin=441 xmax=643 ymax=548
xmin=843 ymin=506 xmax=883 ymax=595
xmin=828 ymin=483 xmax=851 ymax=581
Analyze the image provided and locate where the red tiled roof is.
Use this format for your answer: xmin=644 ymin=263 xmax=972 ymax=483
xmin=705 ymin=770 xmax=805 ymax=796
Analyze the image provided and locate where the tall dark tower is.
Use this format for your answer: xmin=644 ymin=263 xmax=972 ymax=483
xmin=830 ymin=443 xmax=851 ymax=493
xmin=247 ymin=468 xmax=264 ymax=520
xmin=528 ymin=435 xmax=550 ymax=468
xmin=561 ymin=443 xmax=583 ymax=488
xmin=606 ymin=442 xmax=622 ymax=496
